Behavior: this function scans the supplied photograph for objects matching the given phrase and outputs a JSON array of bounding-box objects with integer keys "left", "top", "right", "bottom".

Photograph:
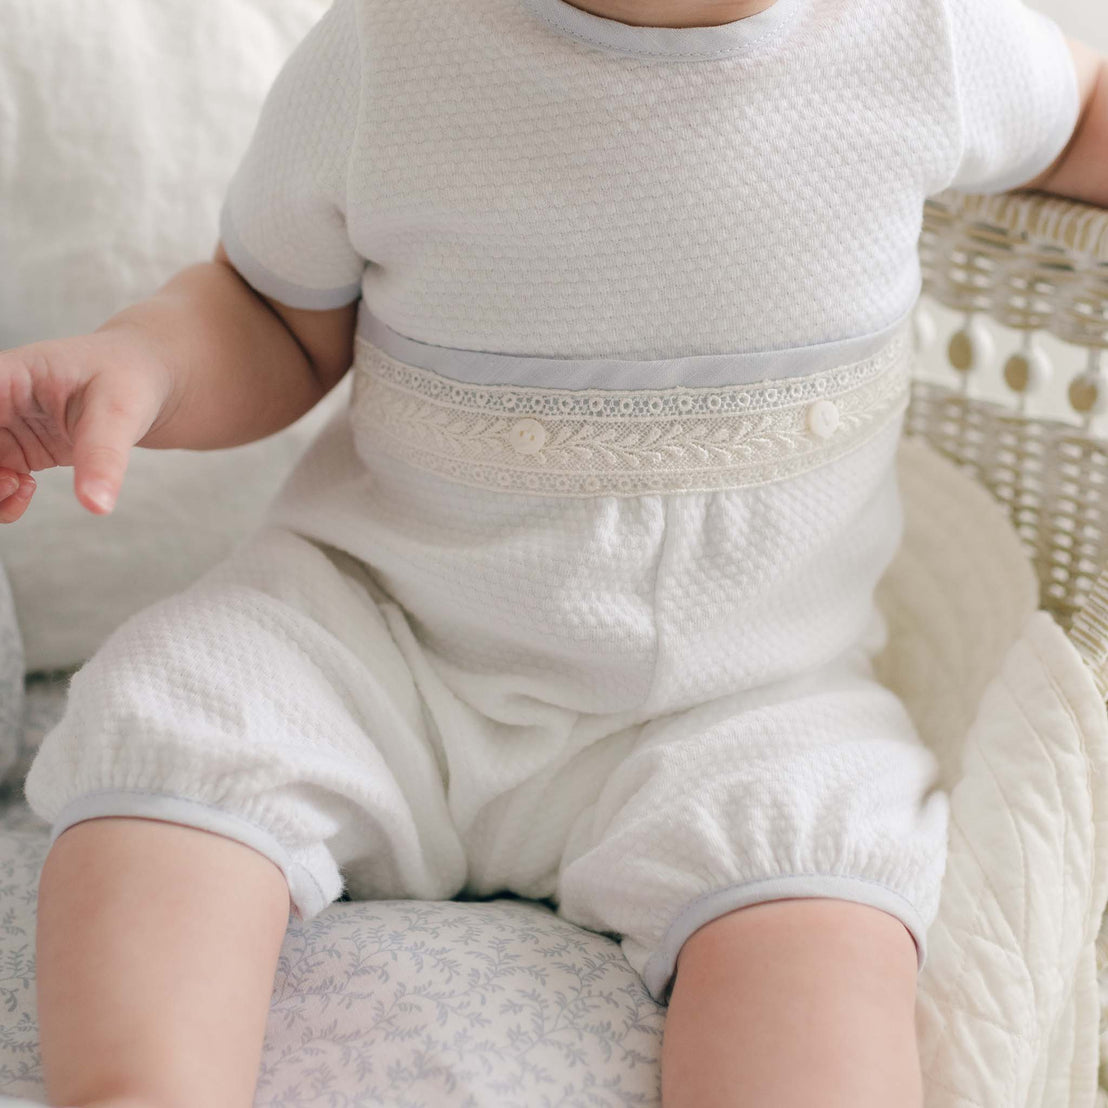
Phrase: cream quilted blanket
[{"left": 877, "top": 438, "right": 1108, "bottom": 1107}]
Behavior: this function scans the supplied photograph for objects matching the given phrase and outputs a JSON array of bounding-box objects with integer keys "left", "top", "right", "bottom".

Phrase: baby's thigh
[
  {"left": 555, "top": 655, "right": 949, "bottom": 1003},
  {"left": 24, "top": 526, "right": 466, "bottom": 919},
  {"left": 662, "top": 897, "right": 922, "bottom": 1107}
]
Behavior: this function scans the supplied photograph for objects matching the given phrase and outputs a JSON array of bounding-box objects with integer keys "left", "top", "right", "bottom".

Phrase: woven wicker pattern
[
  {"left": 914, "top": 187, "right": 1108, "bottom": 695},
  {"left": 924, "top": 188, "right": 1108, "bottom": 262},
  {"left": 921, "top": 188, "right": 1108, "bottom": 348},
  {"left": 904, "top": 384, "right": 1108, "bottom": 632},
  {"left": 916, "top": 188, "right": 1108, "bottom": 1101}
]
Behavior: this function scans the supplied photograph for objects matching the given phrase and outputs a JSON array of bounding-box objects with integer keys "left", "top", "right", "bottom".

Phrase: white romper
[{"left": 25, "top": 0, "right": 1080, "bottom": 1002}]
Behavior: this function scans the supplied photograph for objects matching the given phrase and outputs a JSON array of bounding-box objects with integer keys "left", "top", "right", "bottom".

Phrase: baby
[{"left": 2, "top": 0, "right": 1105, "bottom": 1104}]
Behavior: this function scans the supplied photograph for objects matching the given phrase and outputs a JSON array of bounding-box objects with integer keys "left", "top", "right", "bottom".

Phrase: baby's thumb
[{"left": 70, "top": 378, "right": 150, "bottom": 515}]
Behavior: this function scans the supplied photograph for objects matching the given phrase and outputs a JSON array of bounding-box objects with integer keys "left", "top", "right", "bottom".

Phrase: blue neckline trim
[{"left": 520, "top": 0, "right": 807, "bottom": 60}]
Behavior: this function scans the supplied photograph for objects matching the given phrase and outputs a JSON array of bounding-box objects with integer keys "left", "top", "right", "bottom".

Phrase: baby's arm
[
  {"left": 121, "top": 242, "right": 357, "bottom": 454},
  {"left": 0, "top": 243, "right": 356, "bottom": 521},
  {"left": 1, "top": 0, "right": 368, "bottom": 525},
  {"left": 1020, "top": 39, "right": 1107, "bottom": 206}
]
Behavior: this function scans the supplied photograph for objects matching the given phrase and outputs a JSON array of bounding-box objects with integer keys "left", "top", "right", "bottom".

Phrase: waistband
[
  {"left": 356, "top": 304, "right": 915, "bottom": 388},
  {"left": 349, "top": 320, "right": 913, "bottom": 497}
]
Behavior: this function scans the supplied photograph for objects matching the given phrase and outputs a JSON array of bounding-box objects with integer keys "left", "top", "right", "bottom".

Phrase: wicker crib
[{"left": 912, "top": 187, "right": 1108, "bottom": 1099}]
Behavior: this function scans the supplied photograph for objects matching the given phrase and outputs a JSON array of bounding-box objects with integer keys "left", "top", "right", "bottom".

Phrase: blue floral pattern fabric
[{"left": 0, "top": 679, "right": 664, "bottom": 1107}]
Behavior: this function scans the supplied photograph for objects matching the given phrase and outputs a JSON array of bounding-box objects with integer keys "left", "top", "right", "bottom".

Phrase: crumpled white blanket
[
  {"left": 0, "top": 0, "right": 337, "bottom": 674},
  {"left": 876, "top": 437, "right": 1108, "bottom": 1107}
]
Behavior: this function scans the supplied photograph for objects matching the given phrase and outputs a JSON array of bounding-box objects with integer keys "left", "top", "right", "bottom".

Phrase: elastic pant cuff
[
  {"left": 640, "top": 872, "right": 929, "bottom": 1004},
  {"left": 48, "top": 788, "right": 341, "bottom": 920}
]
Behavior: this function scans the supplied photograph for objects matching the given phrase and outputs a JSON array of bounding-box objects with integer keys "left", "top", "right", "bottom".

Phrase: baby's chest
[{"left": 347, "top": 60, "right": 919, "bottom": 272}]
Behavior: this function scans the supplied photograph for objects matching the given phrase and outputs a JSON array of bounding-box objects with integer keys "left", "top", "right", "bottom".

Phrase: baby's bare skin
[
  {"left": 0, "top": 244, "right": 355, "bottom": 523},
  {"left": 6, "top": 3, "right": 1108, "bottom": 1106}
]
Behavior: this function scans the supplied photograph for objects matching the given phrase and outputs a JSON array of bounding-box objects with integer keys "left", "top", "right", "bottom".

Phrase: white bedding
[
  {"left": 879, "top": 441, "right": 1108, "bottom": 1107},
  {"left": 0, "top": 436, "right": 1106, "bottom": 1106},
  {"left": 0, "top": 0, "right": 339, "bottom": 674}
]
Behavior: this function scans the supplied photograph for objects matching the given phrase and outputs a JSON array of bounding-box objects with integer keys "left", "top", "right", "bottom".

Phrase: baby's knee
[
  {"left": 663, "top": 898, "right": 923, "bottom": 1108},
  {"left": 673, "top": 899, "right": 917, "bottom": 997}
]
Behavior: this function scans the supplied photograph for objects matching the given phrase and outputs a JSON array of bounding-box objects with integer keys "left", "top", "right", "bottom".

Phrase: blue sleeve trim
[
  {"left": 219, "top": 204, "right": 363, "bottom": 312},
  {"left": 49, "top": 788, "right": 340, "bottom": 921},
  {"left": 640, "top": 872, "right": 929, "bottom": 1004}
]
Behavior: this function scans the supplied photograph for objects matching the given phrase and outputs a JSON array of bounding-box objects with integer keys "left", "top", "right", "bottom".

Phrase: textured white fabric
[
  {"left": 220, "top": 0, "right": 1079, "bottom": 363},
  {"left": 12, "top": 439, "right": 1108, "bottom": 1106},
  {"left": 945, "top": 0, "right": 1084, "bottom": 193},
  {"left": 219, "top": 0, "right": 363, "bottom": 310},
  {"left": 24, "top": 328, "right": 950, "bottom": 1002}
]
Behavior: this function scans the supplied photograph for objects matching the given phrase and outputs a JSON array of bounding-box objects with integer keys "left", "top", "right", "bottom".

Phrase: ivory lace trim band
[{"left": 350, "top": 320, "right": 913, "bottom": 497}]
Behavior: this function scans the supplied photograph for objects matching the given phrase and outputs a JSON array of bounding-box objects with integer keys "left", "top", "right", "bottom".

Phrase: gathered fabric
[{"left": 25, "top": 320, "right": 946, "bottom": 1003}]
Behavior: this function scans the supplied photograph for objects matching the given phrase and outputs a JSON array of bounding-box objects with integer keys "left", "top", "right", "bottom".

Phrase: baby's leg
[
  {"left": 555, "top": 652, "right": 947, "bottom": 1105},
  {"left": 37, "top": 817, "right": 290, "bottom": 1108},
  {"left": 25, "top": 527, "right": 466, "bottom": 1107},
  {"left": 661, "top": 898, "right": 922, "bottom": 1107}
]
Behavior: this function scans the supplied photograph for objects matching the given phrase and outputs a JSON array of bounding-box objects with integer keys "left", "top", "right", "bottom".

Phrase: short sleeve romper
[{"left": 25, "top": 0, "right": 1081, "bottom": 1002}]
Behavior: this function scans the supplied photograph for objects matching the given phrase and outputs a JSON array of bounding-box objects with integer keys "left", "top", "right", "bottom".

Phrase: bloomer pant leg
[
  {"left": 24, "top": 526, "right": 468, "bottom": 919},
  {"left": 554, "top": 646, "right": 949, "bottom": 1004}
]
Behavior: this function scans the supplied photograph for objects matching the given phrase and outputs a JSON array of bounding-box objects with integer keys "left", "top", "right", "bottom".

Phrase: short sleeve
[
  {"left": 219, "top": 0, "right": 365, "bottom": 310},
  {"left": 943, "top": 0, "right": 1082, "bottom": 195}
]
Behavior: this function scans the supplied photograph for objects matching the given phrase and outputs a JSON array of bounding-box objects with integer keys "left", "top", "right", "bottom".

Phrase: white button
[
  {"left": 508, "top": 418, "right": 547, "bottom": 454},
  {"left": 806, "top": 399, "right": 840, "bottom": 439}
]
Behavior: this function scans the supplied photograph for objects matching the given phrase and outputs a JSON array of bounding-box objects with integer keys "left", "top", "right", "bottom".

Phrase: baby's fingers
[
  {"left": 70, "top": 377, "right": 154, "bottom": 516},
  {"left": 0, "top": 471, "right": 36, "bottom": 524}
]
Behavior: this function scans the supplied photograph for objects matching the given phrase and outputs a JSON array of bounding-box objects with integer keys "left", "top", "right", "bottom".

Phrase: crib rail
[{"left": 914, "top": 187, "right": 1108, "bottom": 696}]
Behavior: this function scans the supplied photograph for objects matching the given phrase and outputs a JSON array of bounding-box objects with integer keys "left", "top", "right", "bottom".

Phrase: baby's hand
[{"left": 0, "top": 330, "right": 174, "bottom": 523}]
